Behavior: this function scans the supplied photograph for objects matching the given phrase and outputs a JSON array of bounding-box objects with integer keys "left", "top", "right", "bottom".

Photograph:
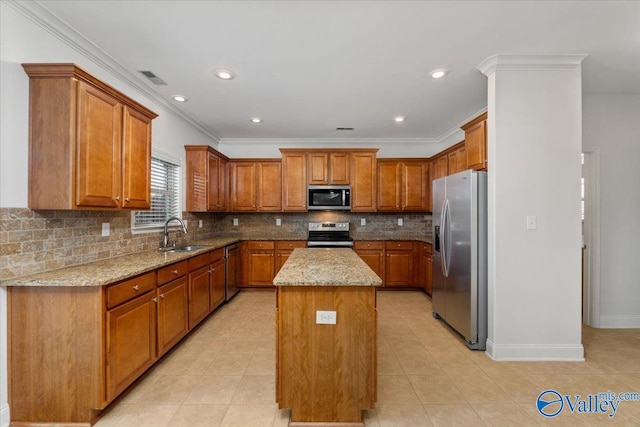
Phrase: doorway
[{"left": 582, "top": 150, "right": 600, "bottom": 327}]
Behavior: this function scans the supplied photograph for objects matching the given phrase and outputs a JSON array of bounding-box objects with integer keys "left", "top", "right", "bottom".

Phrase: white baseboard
[
  {"left": 0, "top": 402, "right": 9, "bottom": 427},
  {"left": 486, "top": 339, "right": 585, "bottom": 361},
  {"left": 599, "top": 315, "right": 640, "bottom": 328}
]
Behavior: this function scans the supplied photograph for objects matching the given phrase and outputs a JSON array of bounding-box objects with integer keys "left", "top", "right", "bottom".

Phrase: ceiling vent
[
  {"left": 138, "top": 70, "right": 167, "bottom": 85},
  {"left": 336, "top": 127, "right": 355, "bottom": 131}
]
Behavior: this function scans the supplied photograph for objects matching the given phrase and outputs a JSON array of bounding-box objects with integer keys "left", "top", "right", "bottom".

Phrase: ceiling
[{"left": 35, "top": 0, "right": 640, "bottom": 143}]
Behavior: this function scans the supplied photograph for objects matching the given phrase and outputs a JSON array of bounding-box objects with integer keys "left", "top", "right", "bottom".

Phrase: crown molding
[
  {"left": 7, "top": 0, "right": 221, "bottom": 143},
  {"left": 218, "top": 137, "right": 439, "bottom": 146},
  {"left": 478, "top": 54, "right": 588, "bottom": 76}
]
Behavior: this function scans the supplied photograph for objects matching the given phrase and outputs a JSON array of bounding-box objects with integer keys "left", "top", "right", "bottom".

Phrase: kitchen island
[{"left": 273, "top": 248, "right": 382, "bottom": 426}]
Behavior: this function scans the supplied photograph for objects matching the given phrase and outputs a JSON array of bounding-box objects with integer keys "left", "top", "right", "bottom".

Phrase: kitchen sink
[{"left": 161, "top": 245, "right": 209, "bottom": 253}]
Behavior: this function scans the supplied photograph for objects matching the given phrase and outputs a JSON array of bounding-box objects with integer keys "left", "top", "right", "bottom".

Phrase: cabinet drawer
[
  {"left": 157, "top": 261, "right": 188, "bottom": 285},
  {"left": 421, "top": 243, "right": 433, "bottom": 254},
  {"left": 385, "top": 241, "right": 414, "bottom": 250},
  {"left": 276, "top": 241, "right": 306, "bottom": 250},
  {"left": 247, "top": 241, "right": 275, "bottom": 250},
  {"left": 106, "top": 272, "right": 156, "bottom": 309},
  {"left": 189, "top": 252, "right": 210, "bottom": 271},
  {"left": 209, "top": 247, "right": 225, "bottom": 262},
  {"left": 354, "top": 241, "right": 384, "bottom": 250}
]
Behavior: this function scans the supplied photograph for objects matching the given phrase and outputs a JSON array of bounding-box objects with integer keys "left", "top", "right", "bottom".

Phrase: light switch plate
[
  {"left": 101, "top": 223, "right": 110, "bottom": 237},
  {"left": 361, "top": 218, "right": 366, "bottom": 226},
  {"left": 198, "top": 219, "right": 203, "bottom": 228},
  {"left": 398, "top": 218, "right": 403, "bottom": 226},
  {"left": 316, "top": 310, "right": 337, "bottom": 325},
  {"left": 276, "top": 218, "right": 282, "bottom": 226},
  {"left": 233, "top": 218, "right": 239, "bottom": 226}
]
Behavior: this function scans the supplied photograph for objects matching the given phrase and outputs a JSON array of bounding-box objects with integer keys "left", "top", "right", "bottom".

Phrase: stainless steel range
[{"left": 307, "top": 221, "right": 354, "bottom": 248}]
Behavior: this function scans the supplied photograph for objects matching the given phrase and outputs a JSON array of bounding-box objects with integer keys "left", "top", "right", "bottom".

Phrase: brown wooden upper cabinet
[
  {"left": 307, "top": 151, "right": 350, "bottom": 185},
  {"left": 230, "top": 160, "right": 282, "bottom": 211},
  {"left": 280, "top": 150, "right": 308, "bottom": 211},
  {"left": 23, "top": 63, "right": 157, "bottom": 210},
  {"left": 185, "top": 146, "right": 229, "bottom": 212},
  {"left": 377, "top": 159, "right": 429, "bottom": 212},
  {"left": 447, "top": 143, "right": 467, "bottom": 175},
  {"left": 462, "top": 112, "right": 488, "bottom": 171},
  {"left": 350, "top": 150, "right": 378, "bottom": 212}
]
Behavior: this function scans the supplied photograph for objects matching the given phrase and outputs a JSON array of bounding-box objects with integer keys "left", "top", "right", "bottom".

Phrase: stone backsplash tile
[{"left": 0, "top": 207, "right": 431, "bottom": 281}]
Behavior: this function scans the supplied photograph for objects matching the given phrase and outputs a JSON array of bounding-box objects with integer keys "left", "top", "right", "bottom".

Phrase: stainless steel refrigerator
[{"left": 432, "top": 169, "right": 488, "bottom": 350}]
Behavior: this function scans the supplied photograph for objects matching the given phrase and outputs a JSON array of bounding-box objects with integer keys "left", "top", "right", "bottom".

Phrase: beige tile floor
[{"left": 96, "top": 290, "right": 640, "bottom": 427}]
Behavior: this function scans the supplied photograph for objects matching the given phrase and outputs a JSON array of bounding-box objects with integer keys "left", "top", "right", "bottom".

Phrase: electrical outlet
[
  {"left": 398, "top": 218, "right": 403, "bottom": 226},
  {"left": 233, "top": 218, "right": 239, "bottom": 226},
  {"left": 198, "top": 219, "right": 203, "bottom": 228},
  {"left": 526, "top": 215, "right": 537, "bottom": 230},
  {"left": 316, "top": 310, "right": 337, "bottom": 325},
  {"left": 101, "top": 223, "right": 110, "bottom": 237},
  {"left": 276, "top": 218, "right": 282, "bottom": 226},
  {"left": 361, "top": 218, "right": 366, "bottom": 226}
]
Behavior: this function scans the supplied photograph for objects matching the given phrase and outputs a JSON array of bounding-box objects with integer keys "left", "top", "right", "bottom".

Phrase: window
[{"left": 132, "top": 156, "right": 180, "bottom": 231}]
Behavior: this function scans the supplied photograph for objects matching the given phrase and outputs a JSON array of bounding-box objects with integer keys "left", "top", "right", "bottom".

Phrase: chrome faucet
[{"left": 161, "top": 217, "right": 188, "bottom": 250}]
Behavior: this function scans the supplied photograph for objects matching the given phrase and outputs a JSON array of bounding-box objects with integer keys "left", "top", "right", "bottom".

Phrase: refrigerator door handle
[{"left": 441, "top": 199, "right": 450, "bottom": 277}]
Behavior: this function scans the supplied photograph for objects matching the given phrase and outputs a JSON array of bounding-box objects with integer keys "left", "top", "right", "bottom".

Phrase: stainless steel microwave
[{"left": 307, "top": 185, "right": 351, "bottom": 211}]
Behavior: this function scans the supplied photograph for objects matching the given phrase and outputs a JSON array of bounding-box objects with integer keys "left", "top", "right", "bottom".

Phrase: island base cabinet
[
  {"left": 8, "top": 286, "right": 105, "bottom": 425},
  {"left": 277, "top": 286, "right": 376, "bottom": 425}
]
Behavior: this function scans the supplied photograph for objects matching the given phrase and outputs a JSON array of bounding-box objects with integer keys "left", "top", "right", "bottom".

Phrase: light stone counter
[
  {"left": 273, "top": 248, "right": 382, "bottom": 287},
  {"left": 0, "top": 237, "right": 241, "bottom": 287}
]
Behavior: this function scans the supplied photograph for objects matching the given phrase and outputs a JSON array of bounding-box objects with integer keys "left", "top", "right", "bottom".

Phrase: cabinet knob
[
  {"left": 115, "top": 196, "right": 121, "bottom": 202},
  {"left": 212, "top": 268, "right": 216, "bottom": 272},
  {"left": 160, "top": 293, "right": 165, "bottom": 299},
  {"left": 172, "top": 269, "right": 178, "bottom": 275},
  {"left": 152, "top": 297, "right": 158, "bottom": 303},
  {"left": 133, "top": 284, "right": 140, "bottom": 291},
  {"left": 125, "top": 197, "right": 130, "bottom": 202}
]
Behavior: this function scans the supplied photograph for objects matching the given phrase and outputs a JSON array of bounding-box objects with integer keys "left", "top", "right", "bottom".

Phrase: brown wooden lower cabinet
[
  {"left": 417, "top": 242, "right": 433, "bottom": 296},
  {"left": 7, "top": 245, "right": 239, "bottom": 426},
  {"left": 384, "top": 241, "right": 417, "bottom": 287},
  {"left": 354, "top": 241, "right": 385, "bottom": 283},
  {"left": 242, "top": 240, "right": 276, "bottom": 286},
  {"left": 276, "top": 240, "right": 307, "bottom": 272}
]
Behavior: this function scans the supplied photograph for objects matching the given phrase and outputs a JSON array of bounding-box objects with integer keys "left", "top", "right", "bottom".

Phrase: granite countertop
[
  {"left": 354, "top": 236, "right": 432, "bottom": 244},
  {"left": 273, "top": 248, "right": 382, "bottom": 287},
  {"left": 1, "top": 237, "right": 241, "bottom": 288}
]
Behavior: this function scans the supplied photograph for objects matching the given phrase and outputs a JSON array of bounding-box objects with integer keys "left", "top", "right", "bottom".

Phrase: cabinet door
[
  {"left": 157, "top": 277, "right": 189, "bottom": 356},
  {"left": 308, "top": 152, "right": 329, "bottom": 184},
  {"left": 188, "top": 265, "right": 211, "bottom": 328},
  {"left": 329, "top": 153, "right": 350, "bottom": 184},
  {"left": 76, "top": 81, "right": 123, "bottom": 208},
  {"left": 257, "top": 162, "right": 282, "bottom": 211},
  {"left": 385, "top": 242, "right": 415, "bottom": 287},
  {"left": 218, "top": 157, "right": 229, "bottom": 211},
  {"left": 350, "top": 152, "right": 377, "bottom": 212},
  {"left": 402, "top": 161, "right": 428, "bottom": 211},
  {"left": 121, "top": 107, "right": 152, "bottom": 209},
  {"left": 282, "top": 153, "right": 308, "bottom": 211},
  {"left": 433, "top": 155, "right": 448, "bottom": 180},
  {"left": 377, "top": 161, "right": 401, "bottom": 211},
  {"left": 354, "top": 242, "right": 385, "bottom": 283},
  {"left": 425, "top": 252, "right": 433, "bottom": 296},
  {"left": 230, "top": 162, "right": 257, "bottom": 211},
  {"left": 106, "top": 291, "right": 157, "bottom": 401},
  {"left": 209, "top": 257, "right": 226, "bottom": 311},
  {"left": 464, "top": 115, "right": 487, "bottom": 171},
  {"left": 276, "top": 241, "right": 306, "bottom": 272},
  {"left": 248, "top": 251, "right": 275, "bottom": 285},
  {"left": 207, "top": 152, "right": 221, "bottom": 211}
]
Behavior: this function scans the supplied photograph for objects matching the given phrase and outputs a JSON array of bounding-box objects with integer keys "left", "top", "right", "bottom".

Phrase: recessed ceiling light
[
  {"left": 172, "top": 95, "right": 188, "bottom": 102},
  {"left": 214, "top": 69, "right": 235, "bottom": 80},
  {"left": 430, "top": 69, "right": 448, "bottom": 79},
  {"left": 250, "top": 117, "right": 262, "bottom": 123},
  {"left": 394, "top": 116, "right": 406, "bottom": 123}
]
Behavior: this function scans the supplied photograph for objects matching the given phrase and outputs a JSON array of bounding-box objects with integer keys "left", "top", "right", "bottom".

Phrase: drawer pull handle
[
  {"left": 172, "top": 269, "right": 178, "bottom": 275},
  {"left": 133, "top": 285, "right": 140, "bottom": 291}
]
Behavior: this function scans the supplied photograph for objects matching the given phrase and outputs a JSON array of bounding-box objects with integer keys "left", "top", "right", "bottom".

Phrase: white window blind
[{"left": 132, "top": 157, "right": 180, "bottom": 230}]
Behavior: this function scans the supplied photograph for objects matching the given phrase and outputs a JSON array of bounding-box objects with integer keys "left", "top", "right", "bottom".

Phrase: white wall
[
  {"left": 0, "top": 3, "right": 219, "bottom": 424},
  {"left": 583, "top": 93, "right": 640, "bottom": 327},
  {"left": 482, "top": 56, "right": 584, "bottom": 360}
]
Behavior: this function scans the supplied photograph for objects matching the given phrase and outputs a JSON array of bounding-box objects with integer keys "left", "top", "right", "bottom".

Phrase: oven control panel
[{"left": 308, "top": 221, "right": 350, "bottom": 231}]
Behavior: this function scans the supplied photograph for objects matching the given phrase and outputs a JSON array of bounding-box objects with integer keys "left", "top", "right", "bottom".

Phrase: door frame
[{"left": 582, "top": 149, "right": 601, "bottom": 327}]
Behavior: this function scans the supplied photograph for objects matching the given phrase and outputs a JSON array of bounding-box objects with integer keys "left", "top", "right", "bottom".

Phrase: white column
[{"left": 479, "top": 54, "right": 586, "bottom": 361}]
